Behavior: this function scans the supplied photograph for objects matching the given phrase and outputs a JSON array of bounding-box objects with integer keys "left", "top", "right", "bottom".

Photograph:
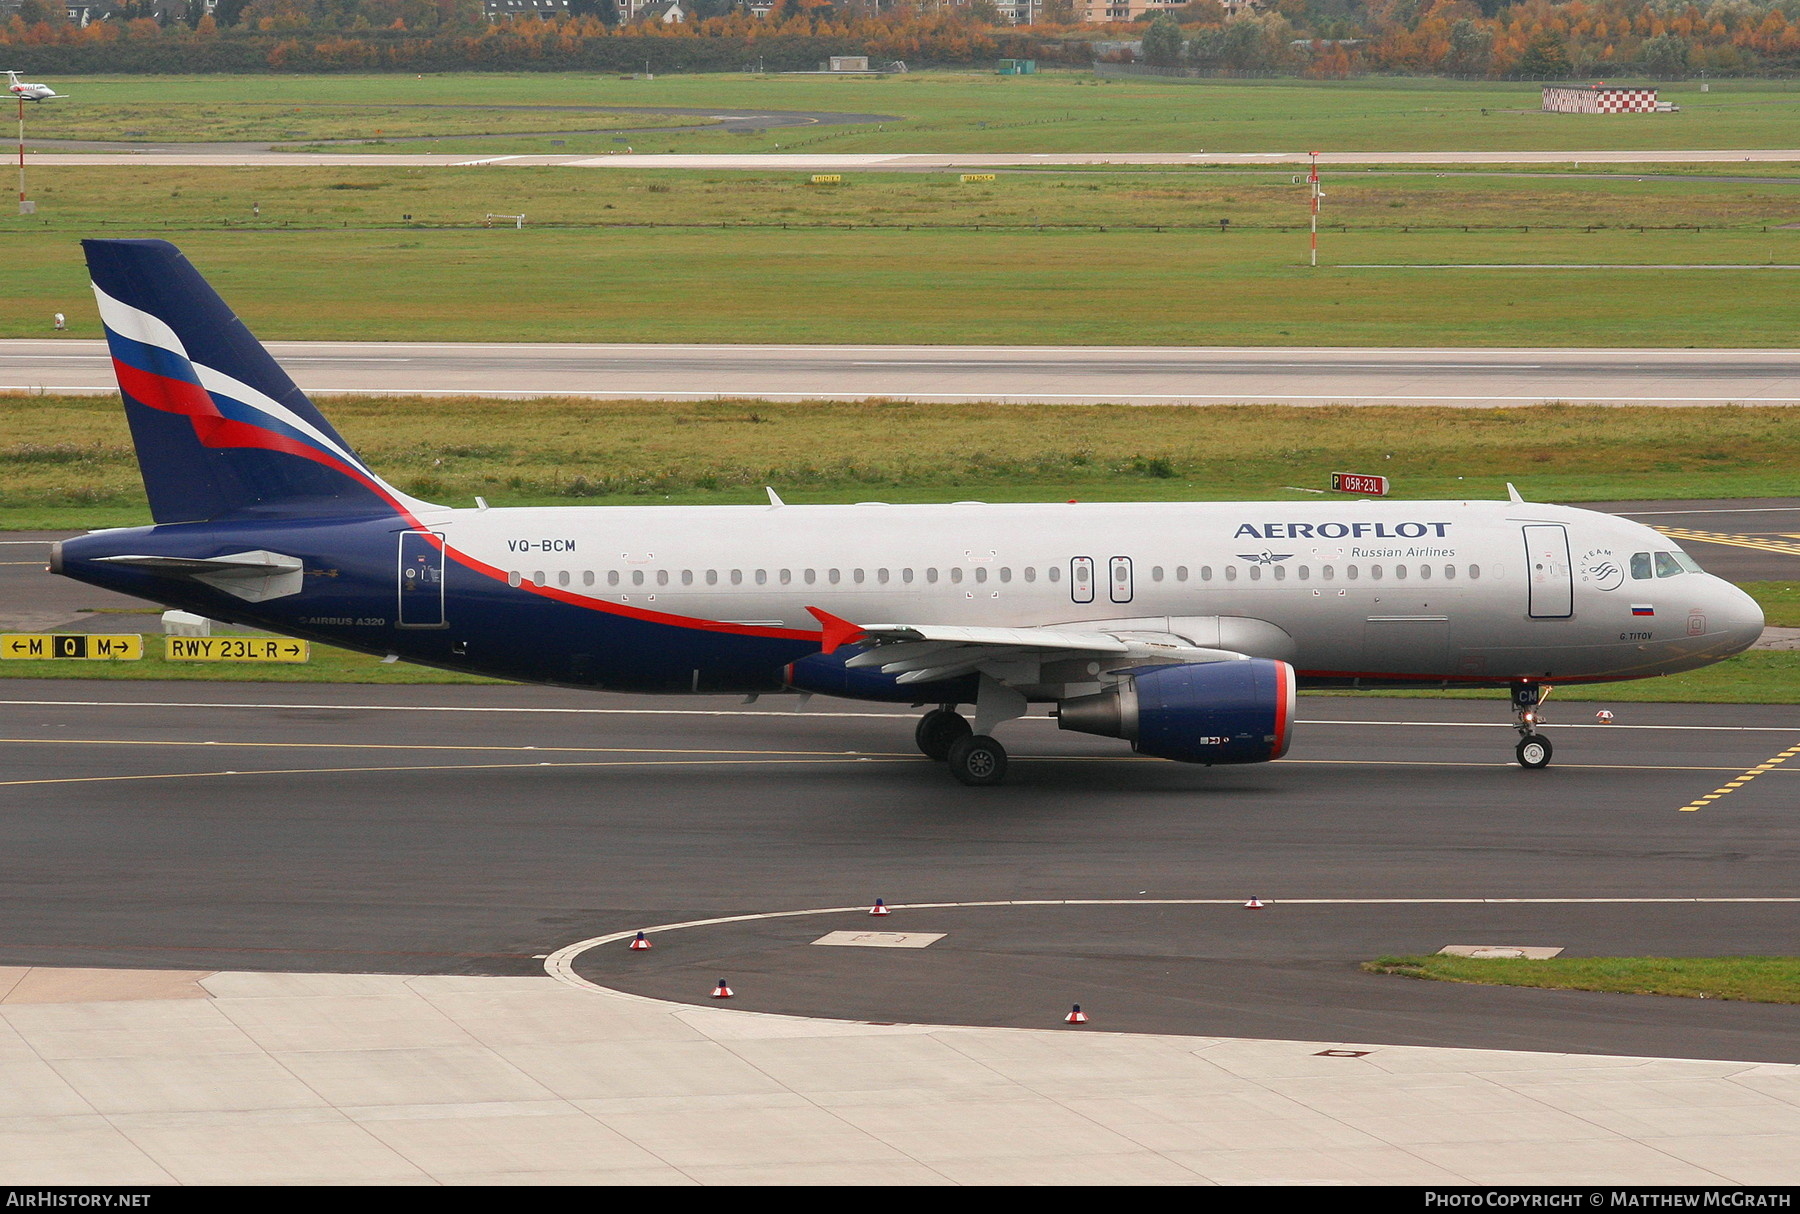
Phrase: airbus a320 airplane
[{"left": 51, "top": 240, "right": 1765, "bottom": 785}]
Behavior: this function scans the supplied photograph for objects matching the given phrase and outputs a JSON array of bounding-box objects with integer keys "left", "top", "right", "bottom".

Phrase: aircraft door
[
  {"left": 1071, "top": 556, "right": 1095, "bottom": 604},
  {"left": 398, "top": 531, "right": 447, "bottom": 628},
  {"left": 1109, "top": 556, "right": 1133, "bottom": 604},
  {"left": 1523, "top": 524, "right": 1573, "bottom": 619}
]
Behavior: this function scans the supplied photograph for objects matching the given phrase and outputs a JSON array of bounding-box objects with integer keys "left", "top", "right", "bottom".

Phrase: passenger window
[
  {"left": 1249, "top": 566, "right": 1262, "bottom": 581},
  {"left": 1394, "top": 565, "right": 1406, "bottom": 581},
  {"left": 631, "top": 570, "right": 644, "bottom": 586},
  {"left": 582, "top": 571, "right": 595, "bottom": 587},
  {"left": 507, "top": 571, "right": 521, "bottom": 587},
  {"left": 608, "top": 570, "right": 620, "bottom": 587},
  {"left": 1323, "top": 565, "right": 1335, "bottom": 581},
  {"left": 1049, "top": 567, "right": 1061, "bottom": 583},
  {"left": 1469, "top": 564, "right": 1481, "bottom": 580},
  {"left": 829, "top": 569, "right": 841, "bottom": 585},
  {"left": 951, "top": 568, "right": 964, "bottom": 584},
  {"left": 1201, "top": 566, "right": 1213, "bottom": 582},
  {"left": 1655, "top": 552, "right": 1684, "bottom": 578},
  {"left": 656, "top": 570, "right": 669, "bottom": 586},
  {"left": 558, "top": 571, "right": 570, "bottom": 587},
  {"left": 1023, "top": 567, "right": 1035, "bottom": 582},
  {"left": 681, "top": 570, "right": 693, "bottom": 586},
  {"left": 974, "top": 568, "right": 987, "bottom": 584},
  {"left": 803, "top": 569, "right": 816, "bottom": 585},
  {"left": 534, "top": 570, "right": 545, "bottom": 585},
  {"left": 1298, "top": 566, "right": 1309, "bottom": 581},
  {"left": 999, "top": 567, "right": 1011, "bottom": 583},
  {"left": 1418, "top": 565, "right": 1429, "bottom": 580},
  {"left": 1371, "top": 565, "right": 1383, "bottom": 580},
  {"left": 706, "top": 570, "right": 718, "bottom": 586},
  {"left": 755, "top": 570, "right": 767, "bottom": 585},
  {"left": 1444, "top": 565, "right": 1454, "bottom": 580},
  {"left": 1273, "top": 565, "right": 1286, "bottom": 581},
  {"left": 903, "top": 569, "right": 914, "bottom": 584},
  {"left": 1631, "top": 552, "right": 1653, "bottom": 580},
  {"left": 731, "top": 570, "right": 743, "bottom": 585},
  {"left": 1347, "top": 565, "right": 1359, "bottom": 581},
  {"left": 1176, "top": 565, "right": 1188, "bottom": 581},
  {"left": 927, "top": 568, "right": 939, "bottom": 584},
  {"left": 1152, "top": 566, "right": 1164, "bottom": 582},
  {"left": 1225, "top": 566, "right": 1238, "bottom": 582},
  {"left": 780, "top": 569, "right": 792, "bottom": 585}
]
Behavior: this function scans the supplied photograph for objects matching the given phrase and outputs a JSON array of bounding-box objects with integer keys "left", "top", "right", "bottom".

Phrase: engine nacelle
[{"left": 1056, "top": 659, "right": 1295, "bottom": 765}]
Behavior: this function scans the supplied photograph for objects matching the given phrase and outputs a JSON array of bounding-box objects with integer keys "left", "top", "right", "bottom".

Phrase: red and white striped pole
[
  {"left": 1308, "top": 150, "right": 1321, "bottom": 268},
  {"left": 17, "top": 95, "right": 26, "bottom": 210}
]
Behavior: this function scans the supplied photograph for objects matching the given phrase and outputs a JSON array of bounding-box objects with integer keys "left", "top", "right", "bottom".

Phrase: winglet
[
  {"left": 766, "top": 486, "right": 784, "bottom": 508},
  {"left": 1506, "top": 482, "right": 1524, "bottom": 504},
  {"left": 806, "top": 606, "right": 867, "bottom": 655}
]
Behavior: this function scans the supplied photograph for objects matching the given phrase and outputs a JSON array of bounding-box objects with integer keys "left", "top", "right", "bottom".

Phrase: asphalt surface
[
  {"left": 8, "top": 341, "right": 1800, "bottom": 406},
  {"left": 0, "top": 680, "right": 1795, "bottom": 1063},
  {"left": 0, "top": 498, "right": 1794, "bottom": 1064}
]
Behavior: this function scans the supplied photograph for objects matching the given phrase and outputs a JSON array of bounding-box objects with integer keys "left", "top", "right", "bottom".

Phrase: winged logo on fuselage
[{"left": 1238, "top": 551, "right": 1294, "bottom": 565}]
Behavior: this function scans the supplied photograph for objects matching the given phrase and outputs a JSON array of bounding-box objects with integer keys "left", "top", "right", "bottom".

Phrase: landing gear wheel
[
  {"left": 915, "top": 709, "right": 971, "bottom": 761},
  {"left": 947, "top": 734, "right": 1008, "bottom": 786},
  {"left": 1515, "top": 733, "right": 1553, "bottom": 770}
]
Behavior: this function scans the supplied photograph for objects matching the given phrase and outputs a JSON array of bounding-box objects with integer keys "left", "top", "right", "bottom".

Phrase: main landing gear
[
  {"left": 1511, "top": 682, "right": 1553, "bottom": 770},
  {"left": 915, "top": 706, "right": 1007, "bottom": 786}
]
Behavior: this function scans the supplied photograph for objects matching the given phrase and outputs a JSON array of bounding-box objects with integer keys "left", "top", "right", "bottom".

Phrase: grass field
[
  {"left": 1365, "top": 955, "right": 1800, "bottom": 1004},
  {"left": 5, "top": 224, "right": 1798, "bottom": 347},
  {"left": 6, "top": 394, "right": 1797, "bottom": 528},
  {"left": 19, "top": 73, "right": 1800, "bottom": 154}
]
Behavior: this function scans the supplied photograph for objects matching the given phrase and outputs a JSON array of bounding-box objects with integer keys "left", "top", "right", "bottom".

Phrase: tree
[
  {"left": 1444, "top": 18, "right": 1492, "bottom": 77},
  {"left": 1513, "top": 33, "right": 1571, "bottom": 80},
  {"left": 1639, "top": 32, "right": 1690, "bottom": 79},
  {"left": 968, "top": 0, "right": 1002, "bottom": 23},
  {"left": 1038, "top": 0, "right": 1076, "bottom": 24},
  {"left": 1142, "top": 14, "right": 1184, "bottom": 67}
]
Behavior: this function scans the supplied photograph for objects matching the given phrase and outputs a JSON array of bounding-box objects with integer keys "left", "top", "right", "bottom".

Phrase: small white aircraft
[{"left": 5, "top": 71, "right": 66, "bottom": 102}]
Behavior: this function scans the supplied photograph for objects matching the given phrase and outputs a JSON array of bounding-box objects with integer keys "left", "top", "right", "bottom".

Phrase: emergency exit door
[
  {"left": 398, "top": 531, "right": 447, "bottom": 628},
  {"left": 1523, "top": 524, "right": 1573, "bottom": 619}
]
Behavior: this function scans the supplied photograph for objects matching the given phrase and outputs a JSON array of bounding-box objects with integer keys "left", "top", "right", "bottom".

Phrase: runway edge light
[
  {"left": 1065, "top": 1005, "right": 1088, "bottom": 1025},
  {"left": 869, "top": 899, "right": 891, "bottom": 916},
  {"left": 1244, "top": 897, "right": 1265, "bottom": 909},
  {"left": 712, "top": 979, "right": 734, "bottom": 999},
  {"left": 629, "top": 931, "right": 652, "bottom": 951}
]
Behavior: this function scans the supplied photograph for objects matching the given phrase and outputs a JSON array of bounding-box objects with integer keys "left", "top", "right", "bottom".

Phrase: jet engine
[{"left": 1055, "top": 659, "right": 1295, "bottom": 765}]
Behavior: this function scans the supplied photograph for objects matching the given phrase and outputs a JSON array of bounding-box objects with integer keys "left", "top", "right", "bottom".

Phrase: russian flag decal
[{"left": 1632, "top": 604, "right": 1655, "bottom": 617}]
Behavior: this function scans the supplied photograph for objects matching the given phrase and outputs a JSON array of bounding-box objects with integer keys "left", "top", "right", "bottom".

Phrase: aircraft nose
[{"left": 1712, "top": 580, "right": 1766, "bottom": 656}]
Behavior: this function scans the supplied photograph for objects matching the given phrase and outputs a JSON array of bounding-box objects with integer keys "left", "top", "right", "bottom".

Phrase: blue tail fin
[{"left": 84, "top": 238, "right": 428, "bottom": 524}]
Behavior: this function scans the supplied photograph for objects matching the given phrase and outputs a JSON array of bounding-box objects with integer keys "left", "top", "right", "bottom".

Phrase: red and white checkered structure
[{"left": 1542, "top": 86, "right": 1659, "bottom": 114}]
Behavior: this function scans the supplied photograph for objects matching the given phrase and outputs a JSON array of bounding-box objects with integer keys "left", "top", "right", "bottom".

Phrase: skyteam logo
[
  {"left": 1579, "top": 547, "right": 1625, "bottom": 592},
  {"left": 1235, "top": 521, "right": 1452, "bottom": 540},
  {"left": 1238, "top": 550, "right": 1294, "bottom": 565}
]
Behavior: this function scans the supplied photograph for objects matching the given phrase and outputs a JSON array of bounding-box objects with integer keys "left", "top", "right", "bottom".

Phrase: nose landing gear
[{"left": 1512, "top": 682, "right": 1554, "bottom": 769}]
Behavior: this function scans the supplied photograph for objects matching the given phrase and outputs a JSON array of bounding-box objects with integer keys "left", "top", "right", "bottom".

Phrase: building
[
  {"left": 1082, "top": 0, "right": 1258, "bottom": 23},
  {"left": 482, "top": 0, "right": 571, "bottom": 18},
  {"left": 1541, "top": 84, "right": 1659, "bottom": 114}
]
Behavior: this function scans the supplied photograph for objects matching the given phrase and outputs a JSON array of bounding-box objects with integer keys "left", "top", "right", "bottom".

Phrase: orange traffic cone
[
  {"left": 711, "top": 979, "right": 733, "bottom": 999},
  {"left": 1064, "top": 1004, "right": 1088, "bottom": 1024},
  {"left": 1244, "top": 897, "right": 1265, "bottom": 909},
  {"left": 870, "top": 899, "right": 891, "bottom": 916},
  {"left": 628, "top": 931, "right": 652, "bottom": 951}
]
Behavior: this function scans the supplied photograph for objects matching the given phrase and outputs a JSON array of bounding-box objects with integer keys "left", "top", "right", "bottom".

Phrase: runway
[
  {"left": 7, "top": 340, "right": 1800, "bottom": 406},
  {"left": 1, "top": 680, "right": 1796, "bottom": 1064}
]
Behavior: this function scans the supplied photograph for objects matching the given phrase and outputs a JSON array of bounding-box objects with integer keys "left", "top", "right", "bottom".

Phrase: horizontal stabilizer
[{"left": 94, "top": 550, "right": 304, "bottom": 602}]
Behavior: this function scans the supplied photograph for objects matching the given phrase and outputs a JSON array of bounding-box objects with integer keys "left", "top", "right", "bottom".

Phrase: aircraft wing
[{"left": 810, "top": 609, "right": 1249, "bottom": 686}]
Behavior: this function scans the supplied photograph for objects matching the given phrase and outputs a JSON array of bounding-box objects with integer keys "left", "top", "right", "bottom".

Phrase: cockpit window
[
  {"left": 1630, "top": 552, "right": 1653, "bottom": 580},
  {"left": 1654, "top": 551, "right": 1685, "bottom": 578},
  {"left": 1673, "top": 551, "right": 1703, "bottom": 574}
]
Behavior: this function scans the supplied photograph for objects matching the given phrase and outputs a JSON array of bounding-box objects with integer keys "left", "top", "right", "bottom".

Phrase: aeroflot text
[
  {"left": 1423, "top": 1195, "right": 1790, "bottom": 1209},
  {"left": 1233, "top": 522, "right": 1452, "bottom": 539}
]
